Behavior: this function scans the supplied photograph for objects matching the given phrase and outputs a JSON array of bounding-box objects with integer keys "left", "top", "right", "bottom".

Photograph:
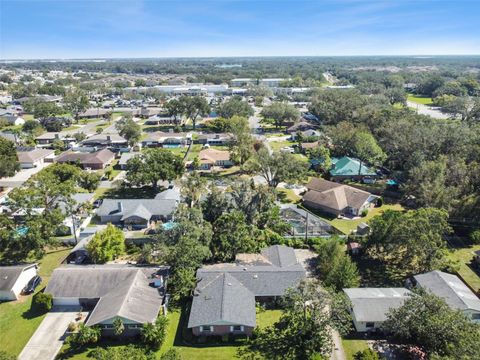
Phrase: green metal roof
[{"left": 330, "top": 156, "right": 376, "bottom": 177}]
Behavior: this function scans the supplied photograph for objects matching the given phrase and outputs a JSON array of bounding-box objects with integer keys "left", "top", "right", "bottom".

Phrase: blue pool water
[
  {"left": 163, "top": 144, "right": 181, "bottom": 149},
  {"left": 16, "top": 226, "right": 28, "bottom": 236},
  {"left": 162, "top": 221, "right": 176, "bottom": 230}
]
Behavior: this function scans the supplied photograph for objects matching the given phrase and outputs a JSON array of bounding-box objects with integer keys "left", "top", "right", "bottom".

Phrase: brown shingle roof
[
  {"left": 56, "top": 149, "right": 114, "bottom": 165},
  {"left": 304, "top": 178, "right": 373, "bottom": 211},
  {"left": 199, "top": 148, "right": 230, "bottom": 163},
  {"left": 17, "top": 148, "right": 54, "bottom": 163}
]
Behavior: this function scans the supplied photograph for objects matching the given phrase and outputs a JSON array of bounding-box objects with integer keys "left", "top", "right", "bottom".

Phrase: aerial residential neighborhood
[{"left": 1, "top": 1, "right": 480, "bottom": 360}]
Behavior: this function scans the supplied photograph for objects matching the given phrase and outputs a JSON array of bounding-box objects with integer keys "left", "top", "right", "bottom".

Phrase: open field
[
  {"left": 0, "top": 247, "right": 71, "bottom": 357},
  {"left": 407, "top": 94, "right": 433, "bottom": 105}
]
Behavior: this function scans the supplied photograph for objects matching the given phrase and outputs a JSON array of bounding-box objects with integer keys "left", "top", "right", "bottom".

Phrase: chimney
[
  {"left": 117, "top": 202, "right": 123, "bottom": 212},
  {"left": 54, "top": 133, "right": 59, "bottom": 139},
  {"left": 215, "top": 134, "right": 220, "bottom": 139},
  {"left": 106, "top": 135, "right": 111, "bottom": 141}
]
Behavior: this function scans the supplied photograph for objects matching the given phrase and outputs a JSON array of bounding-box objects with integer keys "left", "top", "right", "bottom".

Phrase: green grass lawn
[
  {"left": 269, "top": 140, "right": 295, "bottom": 152},
  {"left": 62, "top": 125, "right": 81, "bottom": 131},
  {"left": 61, "top": 308, "right": 283, "bottom": 360},
  {"left": 277, "top": 188, "right": 301, "bottom": 203},
  {"left": 329, "top": 204, "right": 404, "bottom": 235},
  {"left": 407, "top": 94, "right": 433, "bottom": 105},
  {"left": 0, "top": 247, "right": 71, "bottom": 357},
  {"left": 342, "top": 338, "right": 369, "bottom": 359},
  {"left": 446, "top": 244, "right": 480, "bottom": 293}
]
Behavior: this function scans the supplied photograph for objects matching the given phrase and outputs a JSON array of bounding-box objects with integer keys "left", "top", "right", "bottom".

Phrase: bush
[
  {"left": 67, "top": 321, "right": 78, "bottom": 332},
  {"left": 33, "top": 292, "right": 53, "bottom": 312},
  {"left": 141, "top": 316, "right": 169, "bottom": 349},
  {"left": 376, "top": 197, "right": 383, "bottom": 207},
  {"left": 361, "top": 209, "right": 368, "bottom": 217},
  {"left": 66, "top": 324, "right": 101, "bottom": 348},
  {"left": 354, "top": 348, "right": 380, "bottom": 360},
  {"left": 470, "top": 229, "right": 480, "bottom": 244},
  {"left": 160, "top": 349, "right": 182, "bottom": 360}
]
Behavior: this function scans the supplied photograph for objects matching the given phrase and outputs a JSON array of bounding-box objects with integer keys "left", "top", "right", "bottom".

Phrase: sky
[{"left": 1, "top": 0, "right": 480, "bottom": 59}]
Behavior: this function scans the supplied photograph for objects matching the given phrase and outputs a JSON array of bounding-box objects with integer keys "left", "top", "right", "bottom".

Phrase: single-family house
[
  {"left": 0, "top": 132, "right": 19, "bottom": 144},
  {"left": 287, "top": 121, "right": 317, "bottom": 134},
  {"left": 16, "top": 148, "right": 55, "bottom": 169},
  {"left": 344, "top": 288, "right": 412, "bottom": 332},
  {"left": 78, "top": 108, "right": 111, "bottom": 119},
  {"left": 118, "top": 152, "right": 138, "bottom": 170},
  {"left": 290, "top": 129, "right": 321, "bottom": 141},
  {"left": 35, "top": 132, "right": 74, "bottom": 147},
  {"left": 81, "top": 134, "right": 129, "bottom": 150},
  {"left": 55, "top": 149, "right": 115, "bottom": 170},
  {"left": 141, "top": 131, "right": 192, "bottom": 148},
  {"left": 329, "top": 156, "right": 378, "bottom": 181},
  {"left": 0, "top": 114, "right": 25, "bottom": 126},
  {"left": 194, "top": 133, "right": 232, "bottom": 146},
  {"left": 299, "top": 141, "right": 320, "bottom": 152},
  {"left": 45, "top": 265, "right": 169, "bottom": 336},
  {"left": 198, "top": 148, "right": 233, "bottom": 170},
  {"left": 0, "top": 264, "right": 38, "bottom": 301},
  {"left": 144, "top": 115, "right": 181, "bottom": 126},
  {"left": 140, "top": 107, "right": 163, "bottom": 118},
  {"left": 96, "top": 192, "right": 178, "bottom": 229},
  {"left": 188, "top": 245, "right": 306, "bottom": 337},
  {"left": 302, "top": 178, "right": 378, "bottom": 217},
  {"left": 413, "top": 270, "right": 480, "bottom": 323}
]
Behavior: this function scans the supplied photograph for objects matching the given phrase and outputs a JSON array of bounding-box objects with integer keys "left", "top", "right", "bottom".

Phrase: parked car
[{"left": 22, "top": 275, "right": 42, "bottom": 295}]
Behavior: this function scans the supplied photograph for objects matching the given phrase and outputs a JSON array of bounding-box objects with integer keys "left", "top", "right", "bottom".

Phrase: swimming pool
[{"left": 162, "top": 221, "right": 176, "bottom": 230}]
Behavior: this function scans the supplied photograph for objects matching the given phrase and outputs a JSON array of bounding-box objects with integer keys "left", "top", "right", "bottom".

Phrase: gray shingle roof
[
  {"left": 96, "top": 198, "right": 177, "bottom": 219},
  {"left": 188, "top": 245, "right": 305, "bottom": 328},
  {"left": 0, "top": 264, "right": 37, "bottom": 292},
  {"left": 414, "top": 270, "right": 480, "bottom": 312},
  {"left": 45, "top": 265, "right": 169, "bottom": 325},
  {"left": 188, "top": 273, "right": 256, "bottom": 328},
  {"left": 344, "top": 288, "right": 412, "bottom": 322}
]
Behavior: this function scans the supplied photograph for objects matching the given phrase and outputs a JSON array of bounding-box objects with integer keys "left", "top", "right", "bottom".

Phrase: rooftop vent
[{"left": 253, "top": 274, "right": 258, "bottom": 279}]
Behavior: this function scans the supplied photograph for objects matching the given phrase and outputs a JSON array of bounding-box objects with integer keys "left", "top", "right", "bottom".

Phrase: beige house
[
  {"left": 16, "top": 148, "right": 55, "bottom": 169},
  {"left": 302, "top": 178, "right": 378, "bottom": 216},
  {"left": 198, "top": 148, "right": 233, "bottom": 170}
]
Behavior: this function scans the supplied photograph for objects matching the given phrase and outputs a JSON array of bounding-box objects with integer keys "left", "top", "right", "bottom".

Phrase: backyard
[
  {"left": 0, "top": 247, "right": 71, "bottom": 357},
  {"left": 328, "top": 204, "right": 404, "bottom": 235},
  {"left": 342, "top": 338, "right": 369, "bottom": 360},
  {"left": 447, "top": 243, "right": 480, "bottom": 293}
]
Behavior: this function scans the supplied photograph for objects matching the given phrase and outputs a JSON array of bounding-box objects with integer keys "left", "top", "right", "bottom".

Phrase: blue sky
[{"left": 1, "top": 0, "right": 479, "bottom": 59}]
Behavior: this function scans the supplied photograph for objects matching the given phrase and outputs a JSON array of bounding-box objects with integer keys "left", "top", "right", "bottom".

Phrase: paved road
[
  {"left": 407, "top": 101, "right": 451, "bottom": 120},
  {"left": 19, "top": 307, "right": 85, "bottom": 360}
]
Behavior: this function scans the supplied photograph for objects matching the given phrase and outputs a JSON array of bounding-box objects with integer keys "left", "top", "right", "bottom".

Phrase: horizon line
[{"left": 2, "top": 54, "right": 480, "bottom": 62}]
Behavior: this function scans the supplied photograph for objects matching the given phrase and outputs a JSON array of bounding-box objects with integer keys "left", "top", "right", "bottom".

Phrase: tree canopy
[
  {"left": 86, "top": 224, "right": 126, "bottom": 264},
  {"left": 0, "top": 137, "right": 19, "bottom": 178},
  {"left": 217, "top": 96, "right": 254, "bottom": 119}
]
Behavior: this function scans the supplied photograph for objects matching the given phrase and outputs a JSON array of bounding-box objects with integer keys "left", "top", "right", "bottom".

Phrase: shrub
[
  {"left": 376, "top": 197, "right": 383, "bottom": 207},
  {"left": 470, "top": 229, "right": 480, "bottom": 244},
  {"left": 67, "top": 321, "right": 78, "bottom": 332},
  {"left": 66, "top": 324, "right": 101, "bottom": 348},
  {"left": 141, "top": 316, "right": 169, "bottom": 349},
  {"left": 354, "top": 348, "right": 380, "bottom": 360},
  {"left": 160, "top": 349, "right": 182, "bottom": 360},
  {"left": 361, "top": 209, "right": 368, "bottom": 217},
  {"left": 33, "top": 292, "right": 53, "bottom": 312}
]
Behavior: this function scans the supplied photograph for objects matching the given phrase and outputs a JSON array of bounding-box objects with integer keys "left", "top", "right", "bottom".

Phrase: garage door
[{"left": 53, "top": 298, "right": 80, "bottom": 306}]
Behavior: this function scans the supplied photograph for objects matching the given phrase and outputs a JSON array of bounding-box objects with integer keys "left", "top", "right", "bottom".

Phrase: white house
[
  {"left": 0, "top": 264, "right": 38, "bottom": 301},
  {"left": 414, "top": 270, "right": 480, "bottom": 323},
  {"left": 1, "top": 114, "right": 25, "bottom": 126},
  {"left": 344, "top": 287, "right": 412, "bottom": 332},
  {"left": 16, "top": 148, "right": 56, "bottom": 169}
]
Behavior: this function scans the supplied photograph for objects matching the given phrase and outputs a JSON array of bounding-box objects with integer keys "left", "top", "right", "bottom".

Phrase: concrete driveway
[{"left": 19, "top": 306, "right": 83, "bottom": 360}]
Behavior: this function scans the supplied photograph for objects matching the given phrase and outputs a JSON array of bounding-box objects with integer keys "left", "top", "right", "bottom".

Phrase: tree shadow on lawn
[
  {"left": 353, "top": 255, "right": 404, "bottom": 288},
  {"left": 102, "top": 186, "right": 159, "bottom": 199}
]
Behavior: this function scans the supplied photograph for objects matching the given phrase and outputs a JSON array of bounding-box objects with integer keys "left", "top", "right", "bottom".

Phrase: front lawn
[
  {"left": 0, "top": 247, "right": 71, "bottom": 357},
  {"left": 446, "top": 243, "right": 480, "bottom": 293},
  {"left": 329, "top": 204, "right": 404, "bottom": 235},
  {"left": 269, "top": 140, "right": 295, "bottom": 152},
  {"left": 407, "top": 94, "right": 433, "bottom": 105},
  {"left": 61, "top": 308, "right": 283, "bottom": 360}
]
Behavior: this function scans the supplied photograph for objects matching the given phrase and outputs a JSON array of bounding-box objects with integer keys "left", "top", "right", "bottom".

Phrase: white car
[{"left": 280, "top": 146, "right": 295, "bottom": 153}]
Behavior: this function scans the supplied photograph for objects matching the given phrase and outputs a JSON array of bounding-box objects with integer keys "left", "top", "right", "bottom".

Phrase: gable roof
[
  {"left": 188, "top": 273, "right": 256, "bottom": 328},
  {"left": 188, "top": 246, "right": 305, "bottom": 329},
  {"left": 344, "top": 287, "right": 412, "bottom": 322},
  {"left": 0, "top": 264, "right": 37, "bottom": 292},
  {"left": 81, "top": 134, "right": 127, "bottom": 145},
  {"left": 17, "top": 148, "right": 54, "bottom": 163},
  {"left": 56, "top": 149, "right": 115, "bottom": 165},
  {"left": 45, "top": 265, "right": 169, "bottom": 325},
  {"left": 96, "top": 198, "right": 177, "bottom": 219},
  {"left": 414, "top": 270, "right": 480, "bottom": 312},
  {"left": 304, "top": 178, "right": 374, "bottom": 211},
  {"left": 330, "top": 156, "right": 377, "bottom": 177}
]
